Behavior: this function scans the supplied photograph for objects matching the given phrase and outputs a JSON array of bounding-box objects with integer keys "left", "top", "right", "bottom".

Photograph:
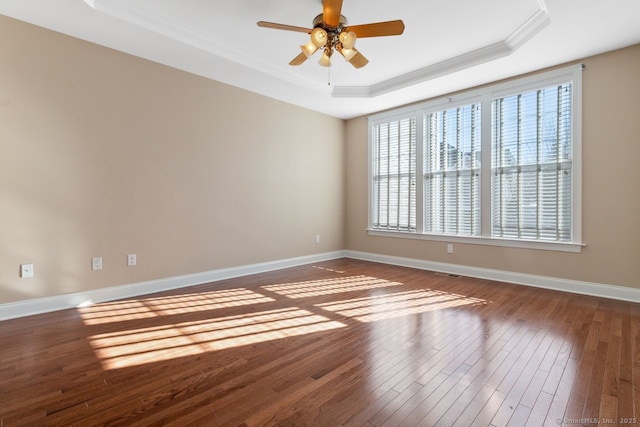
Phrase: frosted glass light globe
[
  {"left": 311, "top": 28, "right": 328, "bottom": 48},
  {"left": 339, "top": 31, "right": 356, "bottom": 49}
]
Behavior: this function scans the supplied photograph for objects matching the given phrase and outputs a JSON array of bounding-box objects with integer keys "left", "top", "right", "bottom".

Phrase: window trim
[{"left": 367, "top": 64, "right": 583, "bottom": 252}]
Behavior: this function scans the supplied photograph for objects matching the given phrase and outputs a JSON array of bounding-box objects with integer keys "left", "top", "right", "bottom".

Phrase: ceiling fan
[{"left": 257, "top": 0, "right": 405, "bottom": 69}]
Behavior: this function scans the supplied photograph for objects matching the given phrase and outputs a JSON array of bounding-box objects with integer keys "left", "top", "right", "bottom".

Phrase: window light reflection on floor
[
  {"left": 79, "top": 275, "right": 485, "bottom": 370},
  {"left": 86, "top": 307, "right": 346, "bottom": 370},
  {"left": 316, "top": 289, "right": 486, "bottom": 322},
  {"left": 79, "top": 288, "right": 275, "bottom": 325},
  {"left": 262, "top": 275, "right": 404, "bottom": 298}
]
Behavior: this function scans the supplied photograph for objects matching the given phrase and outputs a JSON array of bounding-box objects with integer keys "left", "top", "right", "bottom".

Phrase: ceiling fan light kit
[
  {"left": 311, "top": 27, "right": 329, "bottom": 48},
  {"left": 340, "top": 47, "right": 357, "bottom": 61},
  {"left": 257, "top": 0, "right": 404, "bottom": 69},
  {"left": 339, "top": 31, "right": 356, "bottom": 50},
  {"left": 319, "top": 48, "right": 333, "bottom": 67},
  {"left": 301, "top": 41, "right": 319, "bottom": 58}
]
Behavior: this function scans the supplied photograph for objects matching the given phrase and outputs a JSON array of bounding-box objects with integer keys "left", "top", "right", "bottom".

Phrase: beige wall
[
  {"left": 0, "top": 16, "right": 345, "bottom": 305},
  {"left": 346, "top": 44, "right": 640, "bottom": 289},
  {"left": 1, "top": 15, "right": 637, "bottom": 308}
]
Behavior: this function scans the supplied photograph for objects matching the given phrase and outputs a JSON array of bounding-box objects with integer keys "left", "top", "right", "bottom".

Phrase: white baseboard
[
  {"left": 0, "top": 251, "right": 346, "bottom": 321},
  {"left": 345, "top": 250, "right": 640, "bottom": 303},
  {"left": 3, "top": 249, "right": 637, "bottom": 322}
]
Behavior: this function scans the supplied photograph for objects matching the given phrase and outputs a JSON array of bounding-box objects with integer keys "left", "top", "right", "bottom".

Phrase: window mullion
[
  {"left": 536, "top": 89, "right": 542, "bottom": 240},
  {"left": 556, "top": 86, "right": 562, "bottom": 241},
  {"left": 376, "top": 127, "right": 381, "bottom": 229},
  {"left": 516, "top": 94, "right": 522, "bottom": 239},
  {"left": 415, "top": 114, "right": 424, "bottom": 233},
  {"left": 386, "top": 122, "right": 390, "bottom": 228},
  {"left": 441, "top": 112, "right": 447, "bottom": 233},
  {"left": 481, "top": 94, "right": 492, "bottom": 237},
  {"left": 374, "top": 126, "right": 379, "bottom": 228},
  {"left": 456, "top": 108, "right": 461, "bottom": 234},
  {"left": 396, "top": 122, "right": 401, "bottom": 229}
]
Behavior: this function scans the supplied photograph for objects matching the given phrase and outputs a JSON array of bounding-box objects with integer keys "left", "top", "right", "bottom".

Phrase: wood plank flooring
[{"left": 1, "top": 258, "right": 639, "bottom": 426}]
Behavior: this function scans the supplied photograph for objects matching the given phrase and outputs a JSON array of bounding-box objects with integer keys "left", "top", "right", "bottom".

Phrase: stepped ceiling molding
[{"left": 1, "top": 0, "right": 639, "bottom": 118}]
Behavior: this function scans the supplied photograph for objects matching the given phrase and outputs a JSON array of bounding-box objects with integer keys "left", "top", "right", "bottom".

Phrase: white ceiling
[{"left": 1, "top": 0, "right": 639, "bottom": 119}]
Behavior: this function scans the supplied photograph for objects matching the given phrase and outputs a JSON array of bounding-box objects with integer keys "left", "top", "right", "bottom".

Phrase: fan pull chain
[{"left": 327, "top": 64, "right": 331, "bottom": 86}]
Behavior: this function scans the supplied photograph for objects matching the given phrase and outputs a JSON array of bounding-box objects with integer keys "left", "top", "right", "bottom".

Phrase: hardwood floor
[{"left": 1, "top": 258, "right": 639, "bottom": 426}]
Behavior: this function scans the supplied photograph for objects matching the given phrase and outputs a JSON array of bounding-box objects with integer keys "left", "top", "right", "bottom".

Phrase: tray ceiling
[{"left": 1, "top": 0, "right": 639, "bottom": 118}]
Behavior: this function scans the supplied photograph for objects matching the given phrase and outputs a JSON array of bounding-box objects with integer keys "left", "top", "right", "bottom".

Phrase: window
[
  {"left": 492, "top": 85, "right": 573, "bottom": 241},
  {"left": 368, "top": 65, "right": 582, "bottom": 252},
  {"left": 424, "top": 103, "right": 481, "bottom": 236},
  {"left": 371, "top": 116, "right": 417, "bottom": 231}
]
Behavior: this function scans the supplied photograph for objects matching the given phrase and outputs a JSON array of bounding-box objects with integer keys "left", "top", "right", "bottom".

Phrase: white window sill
[{"left": 367, "top": 229, "right": 584, "bottom": 253}]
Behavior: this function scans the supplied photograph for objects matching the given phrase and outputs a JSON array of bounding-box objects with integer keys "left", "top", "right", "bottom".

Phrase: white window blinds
[
  {"left": 424, "top": 104, "right": 481, "bottom": 236},
  {"left": 371, "top": 117, "right": 417, "bottom": 231},
  {"left": 491, "top": 83, "right": 573, "bottom": 241},
  {"left": 368, "top": 64, "right": 581, "bottom": 251}
]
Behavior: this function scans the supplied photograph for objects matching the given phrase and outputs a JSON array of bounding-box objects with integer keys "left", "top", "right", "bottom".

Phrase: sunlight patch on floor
[
  {"left": 79, "top": 288, "right": 275, "bottom": 325},
  {"left": 262, "top": 275, "right": 404, "bottom": 298},
  {"left": 79, "top": 274, "right": 485, "bottom": 370},
  {"left": 86, "top": 307, "right": 346, "bottom": 369},
  {"left": 316, "top": 289, "right": 486, "bottom": 322}
]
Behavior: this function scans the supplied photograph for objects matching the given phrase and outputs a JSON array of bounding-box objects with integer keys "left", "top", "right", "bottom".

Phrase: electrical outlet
[
  {"left": 92, "top": 257, "right": 103, "bottom": 271},
  {"left": 20, "top": 263, "right": 34, "bottom": 278},
  {"left": 447, "top": 243, "right": 454, "bottom": 254},
  {"left": 127, "top": 254, "right": 136, "bottom": 266},
  {"left": 315, "top": 235, "right": 321, "bottom": 244}
]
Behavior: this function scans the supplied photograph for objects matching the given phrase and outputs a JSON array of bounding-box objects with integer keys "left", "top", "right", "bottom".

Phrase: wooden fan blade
[
  {"left": 348, "top": 49, "right": 369, "bottom": 69},
  {"left": 257, "top": 21, "right": 312, "bottom": 34},
  {"left": 289, "top": 52, "right": 308, "bottom": 66},
  {"left": 323, "top": 0, "right": 343, "bottom": 27},
  {"left": 347, "top": 20, "right": 405, "bottom": 38}
]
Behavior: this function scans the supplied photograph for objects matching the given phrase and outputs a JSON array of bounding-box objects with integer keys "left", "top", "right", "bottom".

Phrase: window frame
[
  {"left": 370, "top": 115, "right": 418, "bottom": 232},
  {"left": 423, "top": 101, "right": 483, "bottom": 237},
  {"left": 367, "top": 64, "right": 583, "bottom": 253}
]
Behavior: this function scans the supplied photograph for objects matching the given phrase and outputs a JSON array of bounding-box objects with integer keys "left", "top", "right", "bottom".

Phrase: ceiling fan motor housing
[{"left": 312, "top": 13, "right": 348, "bottom": 51}]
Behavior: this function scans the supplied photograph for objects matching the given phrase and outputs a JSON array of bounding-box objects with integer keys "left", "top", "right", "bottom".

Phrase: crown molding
[
  {"left": 85, "top": 0, "right": 549, "bottom": 101},
  {"left": 332, "top": 5, "right": 550, "bottom": 98},
  {"left": 83, "top": 0, "right": 322, "bottom": 91}
]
